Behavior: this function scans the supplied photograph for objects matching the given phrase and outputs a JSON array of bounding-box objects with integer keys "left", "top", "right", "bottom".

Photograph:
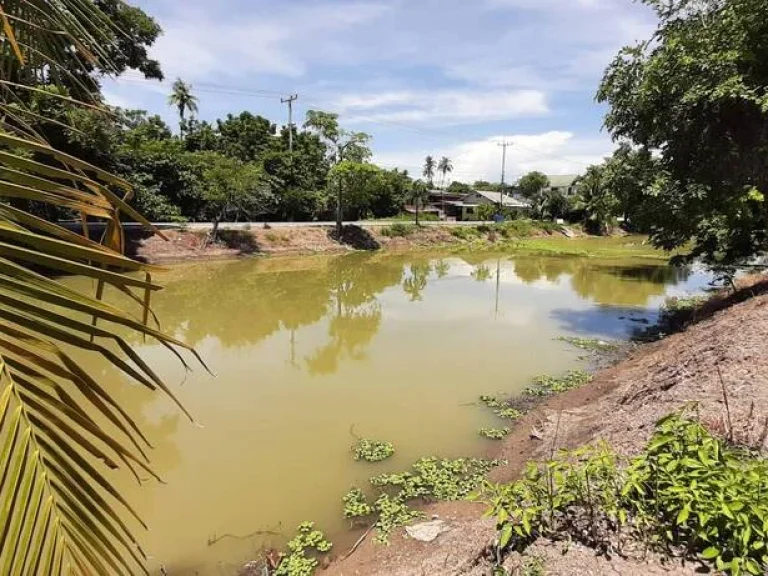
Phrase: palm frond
[{"left": 0, "top": 1, "right": 202, "bottom": 574}]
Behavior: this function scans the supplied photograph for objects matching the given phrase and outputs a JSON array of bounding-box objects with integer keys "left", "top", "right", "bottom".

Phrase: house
[
  {"left": 442, "top": 189, "right": 530, "bottom": 221},
  {"left": 546, "top": 175, "right": 580, "bottom": 196}
]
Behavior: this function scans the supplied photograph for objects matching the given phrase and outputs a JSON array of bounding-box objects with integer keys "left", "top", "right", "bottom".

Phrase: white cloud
[
  {"left": 101, "top": 90, "right": 130, "bottom": 109},
  {"left": 338, "top": 89, "right": 548, "bottom": 125},
  {"left": 148, "top": 3, "right": 389, "bottom": 81},
  {"left": 374, "top": 131, "right": 614, "bottom": 182}
]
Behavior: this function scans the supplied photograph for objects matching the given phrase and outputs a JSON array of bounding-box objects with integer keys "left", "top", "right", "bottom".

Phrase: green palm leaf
[{"left": 0, "top": 1, "right": 201, "bottom": 574}]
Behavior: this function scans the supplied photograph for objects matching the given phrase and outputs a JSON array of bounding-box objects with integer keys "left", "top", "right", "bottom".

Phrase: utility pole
[
  {"left": 498, "top": 140, "right": 511, "bottom": 212},
  {"left": 281, "top": 94, "right": 298, "bottom": 154}
]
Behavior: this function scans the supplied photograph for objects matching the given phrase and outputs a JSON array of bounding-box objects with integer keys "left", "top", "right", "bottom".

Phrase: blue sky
[{"left": 103, "top": 0, "right": 657, "bottom": 182}]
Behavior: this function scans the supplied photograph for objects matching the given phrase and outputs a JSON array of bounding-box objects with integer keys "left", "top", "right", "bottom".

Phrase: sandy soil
[{"left": 325, "top": 275, "right": 768, "bottom": 576}]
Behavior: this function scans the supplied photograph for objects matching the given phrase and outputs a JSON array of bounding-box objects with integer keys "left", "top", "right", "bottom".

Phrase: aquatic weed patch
[
  {"left": 557, "top": 336, "right": 621, "bottom": 353},
  {"left": 342, "top": 457, "right": 504, "bottom": 543},
  {"left": 479, "top": 427, "right": 511, "bottom": 440},
  {"left": 274, "top": 522, "right": 332, "bottom": 576},
  {"left": 523, "top": 370, "right": 592, "bottom": 397},
  {"left": 352, "top": 438, "right": 395, "bottom": 462}
]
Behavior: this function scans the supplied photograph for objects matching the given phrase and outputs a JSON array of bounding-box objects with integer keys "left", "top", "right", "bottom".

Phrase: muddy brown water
[{"left": 63, "top": 248, "right": 711, "bottom": 574}]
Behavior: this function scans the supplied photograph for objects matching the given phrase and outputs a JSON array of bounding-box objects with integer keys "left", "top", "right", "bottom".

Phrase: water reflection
[{"left": 124, "top": 252, "right": 698, "bottom": 371}]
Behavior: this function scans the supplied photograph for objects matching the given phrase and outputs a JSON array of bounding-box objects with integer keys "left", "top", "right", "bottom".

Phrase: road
[{"left": 63, "top": 220, "right": 492, "bottom": 233}]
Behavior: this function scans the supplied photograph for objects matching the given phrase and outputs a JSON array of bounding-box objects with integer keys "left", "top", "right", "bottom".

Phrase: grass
[{"left": 380, "top": 223, "right": 418, "bottom": 237}]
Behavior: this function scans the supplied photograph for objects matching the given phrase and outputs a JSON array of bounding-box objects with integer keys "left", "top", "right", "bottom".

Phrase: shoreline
[
  {"left": 323, "top": 274, "right": 768, "bottom": 576},
  {"left": 127, "top": 223, "right": 672, "bottom": 266}
]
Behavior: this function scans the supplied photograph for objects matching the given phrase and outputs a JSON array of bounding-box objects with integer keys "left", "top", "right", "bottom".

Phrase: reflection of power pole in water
[
  {"left": 286, "top": 329, "right": 299, "bottom": 369},
  {"left": 494, "top": 259, "right": 501, "bottom": 318}
]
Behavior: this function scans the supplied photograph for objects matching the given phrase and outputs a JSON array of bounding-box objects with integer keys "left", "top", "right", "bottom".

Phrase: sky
[{"left": 103, "top": 0, "right": 657, "bottom": 183}]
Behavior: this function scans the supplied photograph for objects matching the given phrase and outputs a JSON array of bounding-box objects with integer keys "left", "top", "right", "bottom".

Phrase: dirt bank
[
  {"left": 126, "top": 224, "right": 566, "bottom": 265},
  {"left": 325, "top": 275, "right": 768, "bottom": 576}
]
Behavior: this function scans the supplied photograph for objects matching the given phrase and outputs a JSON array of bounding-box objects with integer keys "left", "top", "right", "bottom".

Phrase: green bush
[
  {"left": 380, "top": 223, "right": 417, "bottom": 237},
  {"left": 450, "top": 226, "right": 482, "bottom": 240},
  {"left": 483, "top": 412, "right": 768, "bottom": 576}
]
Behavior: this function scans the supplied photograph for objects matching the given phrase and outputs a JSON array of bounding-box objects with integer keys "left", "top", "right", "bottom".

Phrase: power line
[{"left": 111, "top": 74, "right": 606, "bottom": 172}]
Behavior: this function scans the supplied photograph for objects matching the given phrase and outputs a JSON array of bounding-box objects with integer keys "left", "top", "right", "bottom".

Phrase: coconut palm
[
  {"left": 0, "top": 2, "right": 200, "bottom": 574},
  {"left": 437, "top": 156, "right": 453, "bottom": 218},
  {"left": 168, "top": 78, "right": 199, "bottom": 134},
  {"left": 422, "top": 155, "right": 436, "bottom": 188},
  {"left": 437, "top": 156, "right": 453, "bottom": 189},
  {"left": 410, "top": 179, "right": 430, "bottom": 226}
]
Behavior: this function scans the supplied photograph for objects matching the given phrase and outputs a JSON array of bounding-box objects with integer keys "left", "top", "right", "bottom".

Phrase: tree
[
  {"left": 518, "top": 171, "right": 550, "bottom": 199},
  {"left": 601, "top": 144, "right": 659, "bottom": 231},
  {"left": 216, "top": 112, "right": 276, "bottom": 162},
  {"left": 447, "top": 181, "right": 472, "bottom": 194},
  {"left": 409, "top": 179, "right": 430, "bottom": 226},
  {"left": 437, "top": 156, "right": 453, "bottom": 219},
  {"left": 168, "top": 78, "right": 199, "bottom": 134},
  {"left": 0, "top": 3, "right": 200, "bottom": 574},
  {"left": 573, "top": 165, "right": 620, "bottom": 235},
  {"left": 199, "top": 155, "right": 274, "bottom": 241},
  {"left": 437, "top": 157, "right": 453, "bottom": 189},
  {"left": 597, "top": 0, "right": 768, "bottom": 265},
  {"left": 327, "top": 161, "right": 382, "bottom": 223},
  {"left": 423, "top": 155, "right": 436, "bottom": 188},
  {"left": 304, "top": 110, "right": 371, "bottom": 234}
]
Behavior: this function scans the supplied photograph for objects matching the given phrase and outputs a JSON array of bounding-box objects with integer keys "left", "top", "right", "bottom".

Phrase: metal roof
[
  {"left": 470, "top": 189, "right": 530, "bottom": 208},
  {"left": 547, "top": 175, "right": 580, "bottom": 188}
]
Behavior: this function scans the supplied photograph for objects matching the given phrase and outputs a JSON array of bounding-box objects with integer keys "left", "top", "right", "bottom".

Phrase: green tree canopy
[
  {"left": 598, "top": 0, "right": 768, "bottom": 264},
  {"left": 518, "top": 171, "right": 550, "bottom": 199}
]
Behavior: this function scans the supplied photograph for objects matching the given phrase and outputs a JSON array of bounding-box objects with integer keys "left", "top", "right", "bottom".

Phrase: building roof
[
  {"left": 547, "top": 175, "right": 580, "bottom": 188},
  {"left": 470, "top": 189, "right": 530, "bottom": 208}
]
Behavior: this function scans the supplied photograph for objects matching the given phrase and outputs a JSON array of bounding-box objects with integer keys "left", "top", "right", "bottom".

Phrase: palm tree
[
  {"left": 410, "top": 179, "right": 430, "bottom": 225},
  {"left": 437, "top": 156, "right": 453, "bottom": 218},
  {"left": 422, "top": 155, "right": 436, "bottom": 188},
  {"left": 168, "top": 78, "right": 199, "bottom": 135},
  {"left": 437, "top": 156, "right": 453, "bottom": 189},
  {"left": 0, "top": 3, "right": 201, "bottom": 574}
]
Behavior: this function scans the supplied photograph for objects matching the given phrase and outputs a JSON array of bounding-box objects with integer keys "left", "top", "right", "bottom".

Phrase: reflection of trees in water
[
  {"left": 512, "top": 256, "right": 692, "bottom": 306},
  {"left": 305, "top": 254, "right": 405, "bottom": 376},
  {"left": 402, "top": 260, "right": 432, "bottom": 301},
  {"left": 471, "top": 264, "right": 492, "bottom": 282},
  {"left": 434, "top": 260, "right": 450, "bottom": 279}
]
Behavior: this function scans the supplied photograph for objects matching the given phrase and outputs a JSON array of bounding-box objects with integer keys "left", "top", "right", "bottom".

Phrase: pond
[{"left": 67, "top": 245, "right": 711, "bottom": 574}]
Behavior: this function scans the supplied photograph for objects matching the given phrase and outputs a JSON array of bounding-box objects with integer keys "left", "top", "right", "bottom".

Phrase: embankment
[
  {"left": 326, "top": 275, "right": 768, "bottom": 576},
  {"left": 127, "top": 222, "right": 658, "bottom": 265}
]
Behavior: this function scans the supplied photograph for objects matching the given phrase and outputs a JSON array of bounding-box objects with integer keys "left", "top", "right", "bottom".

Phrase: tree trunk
[
  {"left": 415, "top": 202, "right": 420, "bottom": 226},
  {"left": 336, "top": 179, "right": 343, "bottom": 237}
]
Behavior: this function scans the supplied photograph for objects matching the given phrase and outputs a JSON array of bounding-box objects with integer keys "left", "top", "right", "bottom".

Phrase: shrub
[
  {"left": 381, "top": 223, "right": 417, "bottom": 237},
  {"left": 483, "top": 412, "right": 768, "bottom": 576},
  {"left": 450, "top": 226, "right": 482, "bottom": 240}
]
